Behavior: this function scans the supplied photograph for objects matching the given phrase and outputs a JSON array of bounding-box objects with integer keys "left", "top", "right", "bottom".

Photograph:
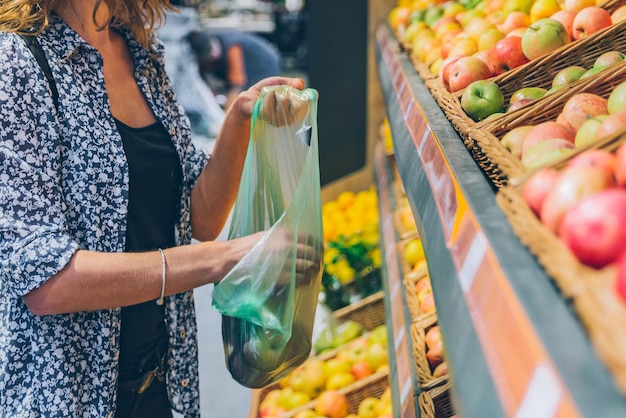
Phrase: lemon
[{"left": 405, "top": 238, "right": 425, "bottom": 267}]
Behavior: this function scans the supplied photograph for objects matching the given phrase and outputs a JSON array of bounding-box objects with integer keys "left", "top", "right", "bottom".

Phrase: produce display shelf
[
  {"left": 374, "top": 23, "right": 626, "bottom": 418},
  {"left": 376, "top": 136, "right": 418, "bottom": 418}
]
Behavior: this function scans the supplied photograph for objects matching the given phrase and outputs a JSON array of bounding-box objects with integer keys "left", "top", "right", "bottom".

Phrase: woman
[{"left": 0, "top": 0, "right": 314, "bottom": 417}]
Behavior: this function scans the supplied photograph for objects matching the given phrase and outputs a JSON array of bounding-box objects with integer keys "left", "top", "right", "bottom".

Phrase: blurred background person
[
  {"left": 158, "top": 0, "right": 225, "bottom": 151},
  {"left": 188, "top": 29, "right": 282, "bottom": 110}
]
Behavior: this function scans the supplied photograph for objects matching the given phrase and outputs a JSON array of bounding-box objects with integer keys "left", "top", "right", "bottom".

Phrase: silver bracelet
[{"left": 156, "top": 248, "right": 167, "bottom": 306}]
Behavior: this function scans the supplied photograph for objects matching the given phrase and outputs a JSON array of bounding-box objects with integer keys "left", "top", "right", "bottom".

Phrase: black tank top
[{"left": 114, "top": 118, "right": 183, "bottom": 378}]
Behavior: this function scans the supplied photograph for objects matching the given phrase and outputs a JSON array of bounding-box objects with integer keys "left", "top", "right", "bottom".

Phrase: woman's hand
[{"left": 231, "top": 76, "right": 308, "bottom": 126}]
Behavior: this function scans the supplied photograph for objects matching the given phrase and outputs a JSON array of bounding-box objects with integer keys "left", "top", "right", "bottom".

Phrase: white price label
[
  {"left": 458, "top": 232, "right": 487, "bottom": 293},
  {"left": 515, "top": 364, "right": 561, "bottom": 418}
]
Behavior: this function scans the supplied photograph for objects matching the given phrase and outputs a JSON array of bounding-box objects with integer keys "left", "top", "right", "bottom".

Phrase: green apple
[
  {"left": 510, "top": 87, "right": 547, "bottom": 104},
  {"left": 546, "top": 84, "right": 566, "bottom": 95},
  {"left": 608, "top": 81, "right": 626, "bottom": 114},
  {"left": 594, "top": 51, "right": 626, "bottom": 69},
  {"left": 424, "top": 6, "right": 444, "bottom": 28},
  {"left": 461, "top": 80, "right": 504, "bottom": 122},
  {"left": 521, "top": 18, "right": 570, "bottom": 61},
  {"left": 574, "top": 114, "right": 609, "bottom": 148},
  {"left": 580, "top": 66, "right": 606, "bottom": 79},
  {"left": 552, "top": 65, "right": 586, "bottom": 88}
]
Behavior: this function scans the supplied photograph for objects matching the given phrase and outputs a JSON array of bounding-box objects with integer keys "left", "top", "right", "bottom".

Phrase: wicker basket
[
  {"left": 419, "top": 381, "right": 456, "bottom": 418},
  {"left": 495, "top": 131, "right": 626, "bottom": 394},
  {"left": 248, "top": 370, "right": 390, "bottom": 418},
  {"left": 482, "top": 18, "right": 626, "bottom": 116},
  {"left": 411, "top": 312, "right": 448, "bottom": 390},
  {"left": 393, "top": 204, "right": 419, "bottom": 239},
  {"left": 333, "top": 290, "right": 386, "bottom": 332},
  {"left": 468, "top": 59, "right": 626, "bottom": 186},
  {"left": 417, "top": 18, "right": 626, "bottom": 188},
  {"left": 404, "top": 264, "right": 435, "bottom": 321}
]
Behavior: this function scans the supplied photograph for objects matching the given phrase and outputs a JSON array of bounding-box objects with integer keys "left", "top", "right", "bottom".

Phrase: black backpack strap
[{"left": 18, "top": 34, "right": 59, "bottom": 111}]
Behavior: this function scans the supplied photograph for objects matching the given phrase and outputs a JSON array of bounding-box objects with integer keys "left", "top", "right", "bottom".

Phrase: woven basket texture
[
  {"left": 470, "top": 59, "right": 626, "bottom": 186},
  {"left": 333, "top": 291, "right": 386, "bottom": 332},
  {"left": 411, "top": 312, "right": 448, "bottom": 390},
  {"left": 495, "top": 131, "right": 626, "bottom": 394},
  {"left": 419, "top": 381, "right": 456, "bottom": 418},
  {"left": 404, "top": 265, "right": 434, "bottom": 321}
]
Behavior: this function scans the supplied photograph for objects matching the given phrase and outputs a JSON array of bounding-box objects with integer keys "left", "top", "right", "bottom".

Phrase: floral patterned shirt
[{"left": 0, "top": 16, "right": 208, "bottom": 418}]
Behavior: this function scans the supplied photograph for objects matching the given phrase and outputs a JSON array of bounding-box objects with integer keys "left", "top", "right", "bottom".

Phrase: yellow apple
[
  {"left": 357, "top": 397, "right": 380, "bottom": 418},
  {"left": 325, "top": 372, "right": 355, "bottom": 390},
  {"left": 529, "top": 0, "right": 561, "bottom": 23},
  {"left": 323, "top": 357, "right": 352, "bottom": 380}
]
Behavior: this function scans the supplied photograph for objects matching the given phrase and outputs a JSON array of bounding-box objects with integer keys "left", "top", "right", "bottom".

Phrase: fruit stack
[
  {"left": 495, "top": 129, "right": 626, "bottom": 394},
  {"left": 250, "top": 325, "right": 391, "bottom": 418},
  {"left": 411, "top": 313, "right": 451, "bottom": 390},
  {"left": 321, "top": 188, "right": 383, "bottom": 313},
  {"left": 473, "top": 63, "right": 626, "bottom": 183},
  {"left": 388, "top": 0, "right": 626, "bottom": 188}
]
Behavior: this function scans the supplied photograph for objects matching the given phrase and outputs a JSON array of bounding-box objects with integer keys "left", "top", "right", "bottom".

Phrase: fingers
[{"left": 260, "top": 86, "right": 310, "bottom": 127}]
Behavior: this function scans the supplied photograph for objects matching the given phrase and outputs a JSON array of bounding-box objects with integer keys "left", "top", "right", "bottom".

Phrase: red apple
[
  {"left": 540, "top": 165, "right": 615, "bottom": 232},
  {"left": 572, "top": 6, "right": 613, "bottom": 40},
  {"left": 426, "top": 339, "right": 444, "bottom": 370},
  {"left": 448, "top": 56, "right": 493, "bottom": 92},
  {"left": 593, "top": 50, "right": 626, "bottom": 70},
  {"left": 439, "top": 55, "right": 463, "bottom": 91},
  {"left": 473, "top": 50, "right": 494, "bottom": 73},
  {"left": 521, "top": 18, "right": 570, "bottom": 61},
  {"left": 566, "top": 149, "right": 616, "bottom": 175},
  {"left": 559, "top": 188, "right": 626, "bottom": 268},
  {"left": 351, "top": 360, "right": 374, "bottom": 380},
  {"left": 522, "top": 167, "right": 560, "bottom": 215},
  {"left": 550, "top": 9, "right": 577, "bottom": 40},
  {"left": 615, "top": 142, "right": 626, "bottom": 186},
  {"left": 594, "top": 109, "right": 626, "bottom": 141},
  {"left": 315, "top": 390, "right": 349, "bottom": 418},
  {"left": 522, "top": 121, "right": 576, "bottom": 155},
  {"left": 501, "top": 125, "right": 533, "bottom": 159},
  {"left": 419, "top": 291, "right": 436, "bottom": 313},
  {"left": 424, "top": 325, "right": 442, "bottom": 349},
  {"left": 498, "top": 11, "right": 531, "bottom": 33},
  {"left": 558, "top": 92, "right": 609, "bottom": 133},
  {"left": 490, "top": 36, "right": 530, "bottom": 75}
]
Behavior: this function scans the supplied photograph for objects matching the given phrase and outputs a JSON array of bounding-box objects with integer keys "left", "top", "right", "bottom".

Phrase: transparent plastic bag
[{"left": 212, "top": 86, "right": 323, "bottom": 388}]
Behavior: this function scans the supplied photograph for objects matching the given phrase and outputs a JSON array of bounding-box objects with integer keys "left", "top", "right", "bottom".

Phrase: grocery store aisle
[{"left": 193, "top": 282, "right": 253, "bottom": 418}]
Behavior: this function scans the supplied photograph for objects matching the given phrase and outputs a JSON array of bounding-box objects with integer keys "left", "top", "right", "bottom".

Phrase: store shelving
[{"left": 373, "top": 23, "right": 626, "bottom": 418}]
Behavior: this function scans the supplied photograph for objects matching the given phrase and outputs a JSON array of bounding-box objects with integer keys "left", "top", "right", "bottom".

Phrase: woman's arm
[
  {"left": 190, "top": 76, "right": 306, "bottom": 241},
  {"left": 23, "top": 232, "right": 262, "bottom": 316}
]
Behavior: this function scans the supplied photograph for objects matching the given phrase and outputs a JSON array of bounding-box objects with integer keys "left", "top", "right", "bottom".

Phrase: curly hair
[{"left": 0, "top": 0, "right": 178, "bottom": 47}]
